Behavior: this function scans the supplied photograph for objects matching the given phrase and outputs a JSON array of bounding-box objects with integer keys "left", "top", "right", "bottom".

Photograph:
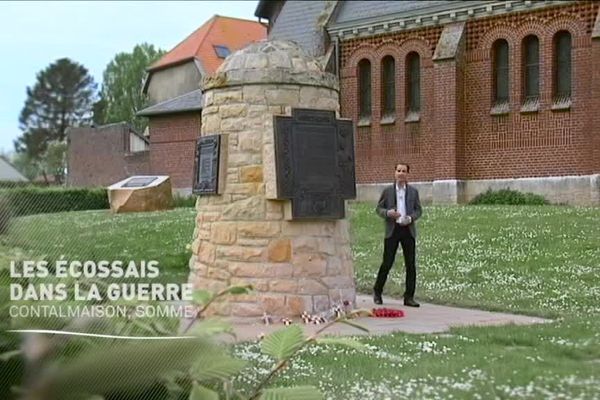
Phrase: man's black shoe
[
  {"left": 373, "top": 293, "right": 383, "bottom": 305},
  {"left": 403, "top": 298, "right": 420, "bottom": 307}
]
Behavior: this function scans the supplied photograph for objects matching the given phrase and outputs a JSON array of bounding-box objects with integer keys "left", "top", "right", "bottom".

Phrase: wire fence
[{"left": 0, "top": 182, "right": 200, "bottom": 399}]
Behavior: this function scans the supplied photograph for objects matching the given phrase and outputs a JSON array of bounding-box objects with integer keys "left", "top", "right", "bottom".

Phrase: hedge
[
  {"left": 0, "top": 187, "right": 109, "bottom": 217},
  {"left": 0, "top": 181, "right": 49, "bottom": 189},
  {"left": 0, "top": 196, "right": 11, "bottom": 234},
  {"left": 172, "top": 194, "right": 196, "bottom": 208},
  {"left": 469, "top": 189, "right": 549, "bottom": 205}
]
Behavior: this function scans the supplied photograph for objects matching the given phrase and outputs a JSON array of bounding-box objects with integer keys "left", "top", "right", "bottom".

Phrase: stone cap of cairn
[{"left": 201, "top": 40, "right": 339, "bottom": 91}]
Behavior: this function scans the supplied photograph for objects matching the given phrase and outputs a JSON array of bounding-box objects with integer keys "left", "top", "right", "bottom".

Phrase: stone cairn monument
[{"left": 189, "top": 40, "right": 356, "bottom": 319}]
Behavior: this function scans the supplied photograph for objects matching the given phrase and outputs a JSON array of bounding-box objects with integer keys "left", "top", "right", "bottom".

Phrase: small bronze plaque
[
  {"left": 274, "top": 108, "right": 356, "bottom": 219},
  {"left": 193, "top": 135, "right": 221, "bottom": 195},
  {"left": 122, "top": 176, "right": 158, "bottom": 188}
]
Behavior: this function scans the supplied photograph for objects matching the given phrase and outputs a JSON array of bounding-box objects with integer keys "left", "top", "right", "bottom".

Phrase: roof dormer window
[{"left": 213, "top": 45, "right": 231, "bottom": 58}]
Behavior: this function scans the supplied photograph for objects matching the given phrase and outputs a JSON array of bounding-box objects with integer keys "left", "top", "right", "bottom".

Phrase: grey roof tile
[
  {"left": 269, "top": 1, "right": 333, "bottom": 57},
  {"left": 333, "top": 1, "right": 455, "bottom": 25},
  {"left": 137, "top": 89, "right": 203, "bottom": 116}
]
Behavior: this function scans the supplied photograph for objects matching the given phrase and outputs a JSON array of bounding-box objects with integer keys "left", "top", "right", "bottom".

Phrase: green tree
[
  {"left": 98, "top": 43, "right": 165, "bottom": 132},
  {"left": 15, "top": 58, "right": 96, "bottom": 162},
  {"left": 40, "top": 140, "right": 68, "bottom": 184},
  {"left": 14, "top": 58, "right": 97, "bottom": 183}
]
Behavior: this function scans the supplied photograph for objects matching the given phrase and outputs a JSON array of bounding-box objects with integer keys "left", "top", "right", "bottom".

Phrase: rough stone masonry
[{"left": 189, "top": 41, "right": 356, "bottom": 318}]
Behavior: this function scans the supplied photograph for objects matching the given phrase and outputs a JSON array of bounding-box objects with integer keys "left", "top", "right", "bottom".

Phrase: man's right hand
[{"left": 386, "top": 209, "right": 401, "bottom": 219}]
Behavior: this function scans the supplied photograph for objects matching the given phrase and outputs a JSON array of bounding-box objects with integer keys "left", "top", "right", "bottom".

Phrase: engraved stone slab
[
  {"left": 274, "top": 108, "right": 355, "bottom": 219},
  {"left": 193, "top": 134, "right": 221, "bottom": 195},
  {"left": 107, "top": 175, "right": 172, "bottom": 213}
]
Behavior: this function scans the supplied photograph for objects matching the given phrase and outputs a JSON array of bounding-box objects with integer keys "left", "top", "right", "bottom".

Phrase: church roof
[
  {"left": 333, "top": 1, "right": 454, "bottom": 25},
  {"left": 327, "top": 1, "right": 562, "bottom": 40},
  {"left": 267, "top": 1, "right": 335, "bottom": 57}
]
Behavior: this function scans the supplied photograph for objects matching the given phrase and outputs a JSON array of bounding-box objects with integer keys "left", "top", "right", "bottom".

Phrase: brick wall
[
  {"left": 67, "top": 123, "right": 150, "bottom": 187},
  {"left": 340, "top": 27, "right": 442, "bottom": 184},
  {"left": 340, "top": 2, "right": 599, "bottom": 184},
  {"left": 463, "top": 1, "right": 597, "bottom": 179},
  {"left": 148, "top": 113, "right": 201, "bottom": 189},
  {"left": 124, "top": 151, "right": 151, "bottom": 176}
]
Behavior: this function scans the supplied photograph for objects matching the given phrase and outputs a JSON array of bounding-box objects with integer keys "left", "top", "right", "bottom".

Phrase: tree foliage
[
  {"left": 40, "top": 140, "right": 67, "bottom": 184},
  {"left": 16, "top": 58, "right": 96, "bottom": 159},
  {"left": 15, "top": 58, "right": 96, "bottom": 183},
  {"left": 98, "top": 43, "right": 165, "bottom": 132}
]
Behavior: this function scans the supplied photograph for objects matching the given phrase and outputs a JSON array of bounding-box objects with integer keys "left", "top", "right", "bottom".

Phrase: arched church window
[
  {"left": 522, "top": 35, "right": 539, "bottom": 102},
  {"left": 358, "top": 59, "right": 372, "bottom": 119},
  {"left": 406, "top": 52, "right": 420, "bottom": 114},
  {"left": 381, "top": 56, "right": 396, "bottom": 118},
  {"left": 553, "top": 31, "right": 571, "bottom": 101},
  {"left": 492, "top": 39, "right": 509, "bottom": 105}
]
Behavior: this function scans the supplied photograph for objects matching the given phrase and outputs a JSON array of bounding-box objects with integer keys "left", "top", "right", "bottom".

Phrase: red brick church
[{"left": 256, "top": 0, "right": 600, "bottom": 205}]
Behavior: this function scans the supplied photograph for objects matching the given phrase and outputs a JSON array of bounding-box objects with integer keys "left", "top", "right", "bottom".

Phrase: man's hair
[{"left": 395, "top": 163, "right": 410, "bottom": 173}]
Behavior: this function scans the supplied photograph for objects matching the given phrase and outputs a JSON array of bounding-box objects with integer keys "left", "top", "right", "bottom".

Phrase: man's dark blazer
[{"left": 376, "top": 183, "right": 422, "bottom": 238}]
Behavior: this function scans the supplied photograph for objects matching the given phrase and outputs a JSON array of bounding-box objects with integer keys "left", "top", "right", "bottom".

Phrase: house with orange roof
[{"left": 137, "top": 15, "right": 266, "bottom": 192}]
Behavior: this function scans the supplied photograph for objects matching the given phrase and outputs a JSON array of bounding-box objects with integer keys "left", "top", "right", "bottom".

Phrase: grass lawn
[
  {"left": 231, "top": 204, "right": 600, "bottom": 399},
  {"left": 2, "top": 204, "right": 599, "bottom": 399},
  {"left": 351, "top": 204, "right": 600, "bottom": 318},
  {"left": 2, "top": 207, "right": 197, "bottom": 284}
]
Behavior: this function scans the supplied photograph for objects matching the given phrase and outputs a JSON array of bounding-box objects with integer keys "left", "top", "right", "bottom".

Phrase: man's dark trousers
[{"left": 374, "top": 223, "right": 416, "bottom": 299}]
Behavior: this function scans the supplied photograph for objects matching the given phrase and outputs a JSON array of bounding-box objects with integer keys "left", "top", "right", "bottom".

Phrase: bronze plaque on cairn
[
  {"left": 274, "top": 108, "right": 356, "bottom": 219},
  {"left": 193, "top": 134, "right": 221, "bottom": 195}
]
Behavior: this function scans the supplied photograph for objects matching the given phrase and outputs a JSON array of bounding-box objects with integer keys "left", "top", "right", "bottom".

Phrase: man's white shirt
[{"left": 395, "top": 183, "right": 407, "bottom": 223}]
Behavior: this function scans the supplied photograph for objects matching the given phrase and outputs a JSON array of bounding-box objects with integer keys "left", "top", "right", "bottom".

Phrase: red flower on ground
[{"left": 372, "top": 308, "right": 405, "bottom": 318}]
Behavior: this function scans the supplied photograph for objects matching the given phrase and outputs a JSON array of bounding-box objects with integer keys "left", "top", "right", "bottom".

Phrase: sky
[{"left": 0, "top": 1, "right": 260, "bottom": 156}]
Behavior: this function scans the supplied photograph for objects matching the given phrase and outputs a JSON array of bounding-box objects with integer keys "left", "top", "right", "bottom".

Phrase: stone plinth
[
  {"left": 107, "top": 175, "right": 173, "bottom": 213},
  {"left": 189, "top": 41, "right": 356, "bottom": 318}
]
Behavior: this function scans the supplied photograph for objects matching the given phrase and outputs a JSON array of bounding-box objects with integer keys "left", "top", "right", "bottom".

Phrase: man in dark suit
[{"left": 373, "top": 162, "right": 423, "bottom": 307}]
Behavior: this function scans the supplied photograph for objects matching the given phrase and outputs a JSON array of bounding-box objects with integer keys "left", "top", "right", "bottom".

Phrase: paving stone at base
[{"left": 200, "top": 295, "right": 550, "bottom": 343}]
